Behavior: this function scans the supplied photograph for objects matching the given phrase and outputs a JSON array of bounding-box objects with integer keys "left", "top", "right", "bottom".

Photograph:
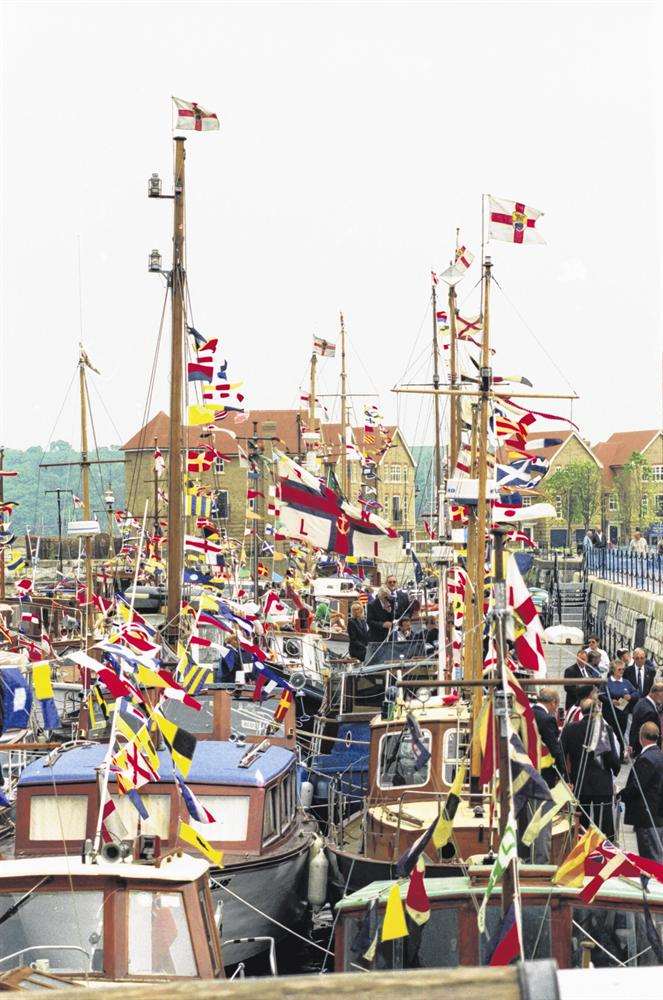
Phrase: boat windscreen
[
  {"left": 161, "top": 694, "right": 215, "bottom": 735},
  {"left": 0, "top": 889, "right": 103, "bottom": 973},
  {"left": 231, "top": 696, "right": 285, "bottom": 739},
  {"left": 378, "top": 730, "right": 431, "bottom": 789},
  {"left": 128, "top": 890, "right": 196, "bottom": 977}
]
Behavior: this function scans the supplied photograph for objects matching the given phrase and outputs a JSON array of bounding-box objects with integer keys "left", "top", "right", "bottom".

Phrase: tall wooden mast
[
  {"left": 166, "top": 136, "right": 186, "bottom": 639},
  {"left": 472, "top": 255, "right": 492, "bottom": 678},
  {"left": 448, "top": 230, "right": 461, "bottom": 473},
  {"left": 306, "top": 349, "right": 318, "bottom": 472},
  {"left": 79, "top": 349, "right": 93, "bottom": 641},
  {"left": 339, "top": 311, "right": 349, "bottom": 497},
  {"left": 431, "top": 279, "right": 443, "bottom": 531}
]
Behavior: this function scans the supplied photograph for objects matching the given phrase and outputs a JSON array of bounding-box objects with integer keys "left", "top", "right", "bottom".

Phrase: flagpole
[
  {"left": 339, "top": 311, "right": 350, "bottom": 499},
  {"left": 79, "top": 349, "right": 93, "bottom": 648},
  {"left": 431, "top": 277, "right": 443, "bottom": 536},
  {"left": 448, "top": 231, "right": 460, "bottom": 473},
  {"left": 493, "top": 527, "right": 524, "bottom": 959},
  {"left": 93, "top": 499, "right": 149, "bottom": 855}
]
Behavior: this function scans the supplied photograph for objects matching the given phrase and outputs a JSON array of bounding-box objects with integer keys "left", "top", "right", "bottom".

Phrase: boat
[
  {"left": 0, "top": 851, "right": 224, "bottom": 984},
  {"left": 333, "top": 868, "right": 663, "bottom": 971}
]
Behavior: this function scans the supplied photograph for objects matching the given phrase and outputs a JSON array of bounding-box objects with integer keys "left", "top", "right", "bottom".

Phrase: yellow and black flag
[{"left": 153, "top": 711, "right": 197, "bottom": 778}]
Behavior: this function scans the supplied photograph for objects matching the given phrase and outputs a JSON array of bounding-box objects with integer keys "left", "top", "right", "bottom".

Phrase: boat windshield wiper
[{"left": 0, "top": 876, "right": 54, "bottom": 929}]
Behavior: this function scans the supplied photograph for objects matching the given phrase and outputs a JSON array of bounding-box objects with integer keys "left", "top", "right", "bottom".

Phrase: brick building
[
  {"left": 121, "top": 409, "right": 417, "bottom": 546},
  {"left": 593, "top": 430, "right": 663, "bottom": 543}
]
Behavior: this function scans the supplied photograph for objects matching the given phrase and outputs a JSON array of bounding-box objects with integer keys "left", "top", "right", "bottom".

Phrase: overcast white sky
[{"left": 1, "top": 2, "right": 661, "bottom": 454}]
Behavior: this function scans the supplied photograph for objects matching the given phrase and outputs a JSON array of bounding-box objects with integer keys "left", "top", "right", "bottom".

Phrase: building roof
[
  {"left": 121, "top": 409, "right": 403, "bottom": 464},
  {"left": 18, "top": 740, "right": 294, "bottom": 788},
  {"left": 593, "top": 430, "right": 662, "bottom": 470}
]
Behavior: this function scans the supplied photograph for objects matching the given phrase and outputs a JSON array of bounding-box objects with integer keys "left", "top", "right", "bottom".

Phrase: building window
[
  {"left": 652, "top": 465, "right": 663, "bottom": 482},
  {"left": 641, "top": 495, "right": 649, "bottom": 515},
  {"left": 521, "top": 496, "right": 533, "bottom": 508},
  {"left": 392, "top": 495, "right": 402, "bottom": 524},
  {"left": 389, "top": 464, "right": 402, "bottom": 484},
  {"left": 554, "top": 495, "right": 563, "bottom": 518},
  {"left": 608, "top": 494, "right": 618, "bottom": 513},
  {"left": 214, "top": 456, "right": 225, "bottom": 475},
  {"left": 213, "top": 491, "right": 229, "bottom": 519},
  {"left": 656, "top": 495, "right": 663, "bottom": 517}
]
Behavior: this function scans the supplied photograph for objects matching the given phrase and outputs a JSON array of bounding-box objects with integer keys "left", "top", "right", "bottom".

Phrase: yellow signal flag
[
  {"left": 136, "top": 663, "right": 168, "bottom": 689},
  {"left": 199, "top": 593, "right": 220, "bottom": 612},
  {"left": 178, "top": 820, "right": 223, "bottom": 868},
  {"left": 116, "top": 715, "right": 160, "bottom": 772},
  {"left": 32, "top": 662, "right": 54, "bottom": 701},
  {"left": 552, "top": 826, "right": 603, "bottom": 888},
  {"left": 522, "top": 781, "right": 573, "bottom": 848},
  {"left": 433, "top": 761, "right": 467, "bottom": 850},
  {"left": 188, "top": 404, "right": 218, "bottom": 427},
  {"left": 152, "top": 710, "right": 196, "bottom": 778},
  {"left": 380, "top": 883, "right": 408, "bottom": 942}
]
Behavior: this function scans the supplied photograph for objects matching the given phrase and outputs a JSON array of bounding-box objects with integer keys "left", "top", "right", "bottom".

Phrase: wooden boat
[
  {"left": 0, "top": 852, "right": 224, "bottom": 983},
  {"left": 333, "top": 868, "right": 663, "bottom": 971},
  {"left": 325, "top": 699, "right": 571, "bottom": 899},
  {"left": 12, "top": 694, "right": 316, "bottom": 969}
]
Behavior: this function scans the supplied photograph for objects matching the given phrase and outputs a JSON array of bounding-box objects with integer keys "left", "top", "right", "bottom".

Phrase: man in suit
[
  {"left": 629, "top": 683, "right": 663, "bottom": 757},
  {"left": 524, "top": 689, "right": 566, "bottom": 863},
  {"left": 619, "top": 721, "right": 663, "bottom": 863},
  {"left": 624, "top": 647, "right": 656, "bottom": 699},
  {"left": 561, "top": 699, "right": 621, "bottom": 839},
  {"left": 563, "top": 649, "right": 597, "bottom": 714}
]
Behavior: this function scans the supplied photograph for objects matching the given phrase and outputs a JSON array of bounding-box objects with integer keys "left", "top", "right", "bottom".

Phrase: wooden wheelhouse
[
  {"left": 334, "top": 869, "right": 663, "bottom": 972},
  {"left": 0, "top": 854, "right": 223, "bottom": 982}
]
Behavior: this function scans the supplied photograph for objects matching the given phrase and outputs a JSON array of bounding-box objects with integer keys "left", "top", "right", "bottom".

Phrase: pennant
[
  {"left": 485, "top": 902, "right": 521, "bottom": 966},
  {"left": 405, "top": 856, "right": 430, "bottom": 925},
  {"left": 176, "top": 773, "right": 216, "bottom": 823},
  {"left": 178, "top": 819, "right": 223, "bottom": 866},
  {"left": 477, "top": 811, "right": 518, "bottom": 932},
  {"left": 433, "top": 761, "right": 466, "bottom": 850},
  {"left": 552, "top": 827, "right": 604, "bottom": 888},
  {"left": 381, "top": 883, "right": 408, "bottom": 942},
  {"left": 101, "top": 797, "right": 128, "bottom": 844},
  {"left": 521, "top": 781, "right": 572, "bottom": 847}
]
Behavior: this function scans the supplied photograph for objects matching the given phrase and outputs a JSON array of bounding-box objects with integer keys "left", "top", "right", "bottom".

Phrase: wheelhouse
[
  {"left": 334, "top": 871, "right": 663, "bottom": 972},
  {"left": 0, "top": 854, "right": 222, "bottom": 981},
  {"left": 15, "top": 741, "right": 300, "bottom": 861}
]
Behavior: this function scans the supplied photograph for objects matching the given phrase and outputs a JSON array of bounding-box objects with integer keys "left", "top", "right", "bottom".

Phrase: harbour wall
[{"left": 587, "top": 576, "right": 663, "bottom": 663}]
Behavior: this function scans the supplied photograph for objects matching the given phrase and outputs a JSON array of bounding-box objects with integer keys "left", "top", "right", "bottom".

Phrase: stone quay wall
[{"left": 587, "top": 577, "right": 663, "bottom": 664}]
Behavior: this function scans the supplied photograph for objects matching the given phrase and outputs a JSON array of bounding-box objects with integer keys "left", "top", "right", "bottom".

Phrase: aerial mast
[
  {"left": 166, "top": 136, "right": 186, "bottom": 644},
  {"left": 339, "top": 311, "right": 349, "bottom": 498},
  {"left": 431, "top": 276, "right": 443, "bottom": 534}
]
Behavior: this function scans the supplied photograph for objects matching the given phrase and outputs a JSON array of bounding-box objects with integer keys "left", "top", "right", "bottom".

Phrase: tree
[
  {"left": 614, "top": 451, "right": 649, "bottom": 542},
  {"left": 541, "top": 461, "right": 601, "bottom": 546}
]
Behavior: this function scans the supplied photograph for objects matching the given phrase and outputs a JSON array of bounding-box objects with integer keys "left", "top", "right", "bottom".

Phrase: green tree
[
  {"left": 614, "top": 451, "right": 649, "bottom": 542},
  {"left": 541, "top": 461, "right": 601, "bottom": 545}
]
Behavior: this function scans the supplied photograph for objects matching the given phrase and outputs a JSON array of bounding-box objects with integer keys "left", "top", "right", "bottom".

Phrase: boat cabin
[
  {"left": 80, "top": 685, "right": 297, "bottom": 749},
  {"left": 0, "top": 854, "right": 223, "bottom": 981},
  {"left": 15, "top": 741, "right": 301, "bottom": 863},
  {"left": 334, "top": 870, "right": 663, "bottom": 971}
]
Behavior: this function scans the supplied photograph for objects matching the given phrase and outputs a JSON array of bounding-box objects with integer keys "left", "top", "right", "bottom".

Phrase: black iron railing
[
  {"left": 585, "top": 547, "right": 663, "bottom": 595},
  {"left": 584, "top": 609, "right": 657, "bottom": 664}
]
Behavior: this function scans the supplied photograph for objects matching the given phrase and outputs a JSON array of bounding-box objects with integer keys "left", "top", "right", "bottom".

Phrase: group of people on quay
[{"left": 556, "top": 641, "right": 663, "bottom": 860}]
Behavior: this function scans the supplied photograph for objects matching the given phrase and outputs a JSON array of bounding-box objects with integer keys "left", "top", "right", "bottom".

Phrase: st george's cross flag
[
  {"left": 488, "top": 197, "right": 545, "bottom": 245},
  {"left": 313, "top": 336, "right": 336, "bottom": 357},
  {"left": 173, "top": 97, "right": 220, "bottom": 132}
]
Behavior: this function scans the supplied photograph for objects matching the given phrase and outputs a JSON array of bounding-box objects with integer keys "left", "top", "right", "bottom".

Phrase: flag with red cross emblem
[
  {"left": 173, "top": 97, "right": 220, "bottom": 132},
  {"left": 488, "top": 197, "right": 545, "bottom": 245}
]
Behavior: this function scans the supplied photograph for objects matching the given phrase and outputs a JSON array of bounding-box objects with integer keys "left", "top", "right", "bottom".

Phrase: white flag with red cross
[
  {"left": 173, "top": 97, "right": 220, "bottom": 132},
  {"left": 488, "top": 197, "right": 545, "bottom": 245}
]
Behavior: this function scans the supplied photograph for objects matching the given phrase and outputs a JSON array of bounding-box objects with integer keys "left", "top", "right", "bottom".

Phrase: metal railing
[
  {"left": 585, "top": 610, "right": 657, "bottom": 665},
  {"left": 585, "top": 548, "right": 663, "bottom": 595}
]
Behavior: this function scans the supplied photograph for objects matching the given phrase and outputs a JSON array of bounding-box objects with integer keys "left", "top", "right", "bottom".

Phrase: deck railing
[{"left": 585, "top": 547, "right": 663, "bottom": 595}]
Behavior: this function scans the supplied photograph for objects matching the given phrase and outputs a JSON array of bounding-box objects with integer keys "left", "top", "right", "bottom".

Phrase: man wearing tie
[
  {"left": 629, "top": 683, "right": 663, "bottom": 757},
  {"left": 625, "top": 648, "right": 656, "bottom": 699},
  {"left": 563, "top": 648, "right": 597, "bottom": 713}
]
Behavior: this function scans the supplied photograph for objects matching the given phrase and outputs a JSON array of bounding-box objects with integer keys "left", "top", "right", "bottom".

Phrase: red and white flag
[
  {"left": 440, "top": 245, "right": 475, "bottom": 285},
  {"left": 488, "top": 197, "right": 545, "bottom": 245},
  {"left": 506, "top": 554, "right": 546, "bottom": 676},
  {"left": 313, "top": 336, "right": 336, "bottom": 358},
  {"left": 173, "top": 97, "right": 220, "bottom": 132},
  {"left": 72, "top": 494, "right": 83, "bottom": 509},
  {"left": 153, "top": 448, "right": 165, "bottom": 479}
]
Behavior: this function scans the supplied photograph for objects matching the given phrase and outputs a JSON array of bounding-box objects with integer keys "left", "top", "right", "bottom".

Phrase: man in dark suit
[
  {"left": 561, "top": 699, "right": 621, "bottom": 839},
  {"left": 522, "top": 689, "right": 566, "bottom": 863},
  {"left": 629, "top": 683, "right": 663, "bottom": 757},
  {"left": 563, "top": 649, "right": 596, "bottom": 713},
  {"left": 624, "top": 648, "right": 656, "bottom": 699},
  {"left": 619, "top": 721, "right": 663, "bottom": 862}
]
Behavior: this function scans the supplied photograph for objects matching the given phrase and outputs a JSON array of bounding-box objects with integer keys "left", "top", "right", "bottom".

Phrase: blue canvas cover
[{"left": 1, "top": 668, "right": 33, "bottom": 730}]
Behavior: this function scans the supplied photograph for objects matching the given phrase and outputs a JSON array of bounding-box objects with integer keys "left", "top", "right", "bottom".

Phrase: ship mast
[
  {"left": 306, "top": 348, "right": 318, "bottom": 472},
  {"left": 448, "top": 230, "right": 461, "bottom": 472},
  {"left": 166, "top": 136, "right": 186, "bottom": 644},
  {"left": 339, "top": 311, "right": 349, "bottom": 498},
  {"left": 431, "top": 278, "right": 443, "bottom": 533},
  {"left": 79, "top": 349, "right": 93, "bottom": 640}
]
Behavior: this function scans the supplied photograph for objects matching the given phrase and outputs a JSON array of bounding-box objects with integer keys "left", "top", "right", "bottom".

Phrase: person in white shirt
[
  {"left": 585, "top": 635, "right": 610, "bottom": 676},
  {"left": 630, "top": 529, "right": 649, "bottom": 556}
]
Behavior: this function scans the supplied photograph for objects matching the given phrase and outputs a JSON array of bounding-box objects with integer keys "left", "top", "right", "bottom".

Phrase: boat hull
[{"left": 212, "top": 839, "right": 311, "bottom": 966}]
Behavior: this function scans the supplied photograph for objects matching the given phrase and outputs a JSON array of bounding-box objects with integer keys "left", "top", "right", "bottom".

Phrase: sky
[{"left": 1, "top": 2, "right": 661, "bottom": 456}]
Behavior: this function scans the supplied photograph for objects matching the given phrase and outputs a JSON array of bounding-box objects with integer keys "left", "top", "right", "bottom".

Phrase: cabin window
[
  {"left": 128, "top": 891, "right": 196, "bottom": 977},
  {"left": 111, "top": 794, "right": 170, "bottom": 839},
  {"left": 161, "top": 694, "right": 215, "bottom": 734},
  {"left": 571, "top": 905, "right": 663, "bottom": 967},
  {"left": 29, "top": 794, "right": 88, "bottom": 841},
  {"left": 192, "top": 795, "right": 250, "bottom": 842},
  {"left": 263, "top": 784, "right": 280, "bottom": 842},
  {"left": 231, "top": 694, "right": 286, "bottom": 738},
  {"left": 280, "top": 770, "right": 296, "bottom": 830},
  {"left": 377, "top": 729, "right": 432, "bottom": 789},
  {"left": 0, "top": 890, "right": 103, "bottom": 973},
  {"left": 344, "top": 905, "right": 459, "bottom": 970},
  {"left": 442, "top": 727, "right": 471, "bottom": 786},
  {"left": 479, "top": 904, "right": 551, "bottom": 961}
]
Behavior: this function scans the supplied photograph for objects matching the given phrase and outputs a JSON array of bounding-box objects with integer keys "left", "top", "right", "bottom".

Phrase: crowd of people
[
  {"left": 583, "top": 526, "right": 663, "bottom": 555},
  {"left": 530, "top": 641, "right": 663, "bottom": 864}
]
